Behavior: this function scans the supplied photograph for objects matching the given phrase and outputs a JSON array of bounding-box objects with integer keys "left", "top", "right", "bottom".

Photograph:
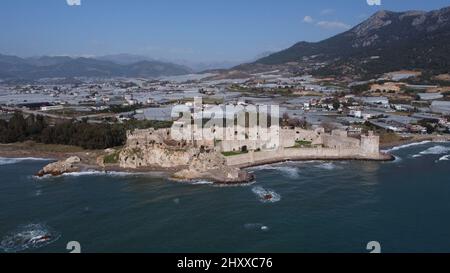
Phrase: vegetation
[
  {"left": 107, "top": 104, "right": 144, "bottom": 114},
  {"left": 123, "top": 119, "right": 173, "bottom": 131},
  {"left": 417, "top": 120, "right": 436, "bottom": 134},
  {"left": 379, "top": 132, "right": 405, "bottom": 145},
  {"left": 0, "top": 112, "right": 173, "bottom": 150},
  {"left": 221, "top": 151, "right": 248, "bottom": 157},
  {"left": 281, "top": 113, "right": 309, "bottom": 129},
  {"left": 350, "top": 83, "right": 370, "bottom": 94},
  {"left": 103, "top": 151, "right": 121, "bottom": 164},
  {"left": 294, "top": 140, "right": 312, "bottom": 148}
]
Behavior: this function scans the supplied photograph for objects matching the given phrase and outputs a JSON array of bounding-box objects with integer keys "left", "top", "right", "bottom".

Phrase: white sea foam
[
  {"left": 62, "top": 170, "right": 135, "bottom": 177},
  {"left": 244, "top": 223, "right": 270, "bottom": 232},
  {"left": 0, "top": 157, "right": 51, "bottom": 166},
  {"left": 314, "top": 162, "right": 338, "bottom": 170},
  {"left": 438, "top": 155, "right": 450, "bottom": 162},
  {"left": 190, "top": 180, "right": 214, "bottom": 185},
  {"left": 33, "top": 170, "right": 161, "bottom": 180},
  {"left": 382, "top": 141, "right": 431, "bottom": 153},
  {"left": 413, "top": 145, "right": 450, "bottom": 158},
  {"left": 252, "top": 186, "right": 281, "bottom": 203},
  {"left": 0, "top": 223, "right": 60, "bottom": 253},
  {"left": 389, "top": 155, "right": 402, "bottom": 163},
  {"left": 420, "top": 145, "right": 450, "bottom": 155},
  {"left": 249, "top": 164, "right": 300, "bottom": 179}
]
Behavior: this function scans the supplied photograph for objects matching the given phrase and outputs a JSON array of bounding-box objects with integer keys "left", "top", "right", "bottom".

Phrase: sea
[{"left": 0, "top": 141, "right": 449, "bottom": 253}]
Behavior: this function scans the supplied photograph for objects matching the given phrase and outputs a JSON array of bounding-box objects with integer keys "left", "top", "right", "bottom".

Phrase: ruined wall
[
  {"left": 225, "top": 131, "right": 384, "bottom": 166},
  {"left": 120, "top": 128, "right": 193, "bottom": 169},
  {"left": 322, "top": 130, "right": 360, "bottom": 149},
  {"left": 282, "top": 128, "right": 325, "bottom": 147},
  {"left": 121, "top": 127, "right": 384, "bottom": 171},
  {"left": 218, "top": 126, "right": 281, "bottom": 152},
  {"left": 225, "top": 145, "right": 386, "bottom": 167}
]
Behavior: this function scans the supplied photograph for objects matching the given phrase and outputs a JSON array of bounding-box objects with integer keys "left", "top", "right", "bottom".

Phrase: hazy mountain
[
  {"left": 0, "top": 54, "right": 192, "bottom": 79},
  {"left": 177, "top": 52, "right": 275, "bottom": 72},
  {"left": 181, "top": 60, "right": 242, "bottom": 72},
  {"left": 243, "top": 6, "right": 450, "bottom": 78},
  {"left": 96, "top": 54, "right": 155, "bottom": 65},
  {"left": 26, "top": 56, "right": 74, "bottom": 67}
]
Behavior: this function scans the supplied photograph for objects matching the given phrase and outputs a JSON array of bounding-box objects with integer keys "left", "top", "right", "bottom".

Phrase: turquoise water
[{"left": 0, "top": 142, "right": 449, "bottom": 253}]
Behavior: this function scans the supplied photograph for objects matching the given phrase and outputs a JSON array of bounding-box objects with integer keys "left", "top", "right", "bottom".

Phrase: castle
[{"left": 118, "top": 124, "right": 388, "bottom": 183}]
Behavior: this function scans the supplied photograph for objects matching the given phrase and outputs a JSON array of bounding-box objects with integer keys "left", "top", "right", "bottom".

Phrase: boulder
[{"left": 37, "top": 156, "right": 81, "bottom": 177}]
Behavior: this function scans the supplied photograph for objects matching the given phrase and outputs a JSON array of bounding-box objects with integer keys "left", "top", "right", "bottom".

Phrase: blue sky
[{"left": 0, "top": 0, "right": 449, "bottom": 62}]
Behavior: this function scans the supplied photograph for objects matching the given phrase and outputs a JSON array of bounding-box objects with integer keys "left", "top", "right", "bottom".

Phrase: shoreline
[
  {"left": 237, "top": 154, "right": 394, "bottom": 169},
  {"left": 1, "top": 135, "right": 449, "bottom": 183},
  {"left": 379, "top": 134, "right": 450, "bottom": 150}
]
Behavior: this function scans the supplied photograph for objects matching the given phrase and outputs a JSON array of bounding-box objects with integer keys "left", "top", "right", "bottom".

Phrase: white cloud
[
  {"left": 66, "top": 0, "right": 81, "bottom": 6},
  {"left": 320, "top": 9, "right": 334, "bottom": 15},
  {"left": 316, "top": 21, "right": 351, "bottom": 30},
  {"left": 367, "top": 0, "right": 382, "bottom": 6},
  {"left": 303, "top": 16, "right": 314, "bottom": 23}
]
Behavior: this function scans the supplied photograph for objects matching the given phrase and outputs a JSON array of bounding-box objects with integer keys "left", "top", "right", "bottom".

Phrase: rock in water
[{"left": 37, "top": 156, "right": 81, "bottom": 177}]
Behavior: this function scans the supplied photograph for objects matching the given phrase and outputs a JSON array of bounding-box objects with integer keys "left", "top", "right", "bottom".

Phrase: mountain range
[
  {"left": 237, "top": 6, "right": 450, "bottom": 79},
  {"left": 0, "top": 54, "right": 193, "bottom": 80}
]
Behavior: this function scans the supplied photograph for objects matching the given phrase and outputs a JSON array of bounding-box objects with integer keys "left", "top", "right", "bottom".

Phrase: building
[
  {"left": 40, "top": 105, "right": 64, "bottom": 111},
  {"left": 431, "top": 101, "right": 450, "bottom": 115}
]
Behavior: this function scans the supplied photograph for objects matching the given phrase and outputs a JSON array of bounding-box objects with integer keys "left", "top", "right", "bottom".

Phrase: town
[{"left": 1, "top": 70, "right": 449, "bottom": 143}]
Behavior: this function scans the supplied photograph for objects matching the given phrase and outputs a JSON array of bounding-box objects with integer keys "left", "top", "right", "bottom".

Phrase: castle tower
[{"left": 360, "top": 131, "right": 380, "bottom": 155}]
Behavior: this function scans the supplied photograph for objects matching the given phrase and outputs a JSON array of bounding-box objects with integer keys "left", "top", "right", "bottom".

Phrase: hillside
[{"left": 244, "top": 6, "right": 450, "bottom": 79}]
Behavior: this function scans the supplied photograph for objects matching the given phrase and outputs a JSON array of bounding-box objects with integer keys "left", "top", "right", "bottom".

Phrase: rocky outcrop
[
  {"left": 119, "top": 128, "right": 255, "bottom": 183},
  {"left": 37, "top": 156, "right": 81, "bottom": 177},
  {"left": 119, "top": 146, "right": 192, "bottom": 169},
  {"left": 173, "top": 149, "right": 254, "bottom": 183}
]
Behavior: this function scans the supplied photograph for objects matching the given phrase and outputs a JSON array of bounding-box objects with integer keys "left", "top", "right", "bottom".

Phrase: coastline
[
  {"left": 379, "top": 134, "right": 450, "bottom": 150},
  {"left": 1, "top": 135, "right": 449, "bottom": 183}
]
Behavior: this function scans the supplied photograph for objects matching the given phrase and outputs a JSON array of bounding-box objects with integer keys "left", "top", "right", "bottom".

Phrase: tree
[{"left": 320, "top": 121, "right": 339, "bottom": 133}]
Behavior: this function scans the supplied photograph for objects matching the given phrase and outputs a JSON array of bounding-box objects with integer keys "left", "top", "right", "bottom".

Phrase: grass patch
[
  {"left": 221, "top": 151, "right": 248, "bottom": 157},
  {"left": 292, "top": 140, "right": 312, "bottom": 148},
  {"left": 103, "top": 151, "right": 120, "bottom": 164}
]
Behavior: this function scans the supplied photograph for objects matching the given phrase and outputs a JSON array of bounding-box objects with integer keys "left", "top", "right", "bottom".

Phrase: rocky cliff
[
  {"left": 37, "top": 156, "right": 81, "bottom": 177},
  {"left": 119, "top": 128, "right": 254, "bottom": 183}
]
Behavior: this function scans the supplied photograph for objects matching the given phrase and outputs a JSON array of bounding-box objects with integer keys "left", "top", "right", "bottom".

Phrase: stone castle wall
[
  {"left": 120, "top": 127, "right": 383, "bottom": 170},
  {"left": 225, "top": 146, "right": 387, "bottom": 167}
]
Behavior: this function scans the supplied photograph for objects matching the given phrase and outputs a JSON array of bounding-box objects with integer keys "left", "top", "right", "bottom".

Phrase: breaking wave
[
  {"left": 389, "top": 155, "right": 402, "bottom": 163},
  {"left": 0, "top": 223, "right": 60, "bottom": 253},
  {"left": 190, "top": 180, "right": 214, "bottom": 185},
  {"left": 413, "top": 146, "right": 450, "bottom": 158},
  {"left": 383, "top": 141, "right": 431, "bottom": 153},
  {"left": 62, "top": 170, "right": 142, "bottom": 177},
  {"left": 0, "top": 157, "right": 51, "bottom": 166},
  {"left": 438, "top": 155, "right": 450, "bottom": 162},
  {"left": 33, "top": 170, "right": 163, "bottom": 180},
  {"left": 249, "top": 164, "right": 300, "bottom": 179},
  {"left": 252, "top": 186, "right": 281, "bottom": 203}
]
